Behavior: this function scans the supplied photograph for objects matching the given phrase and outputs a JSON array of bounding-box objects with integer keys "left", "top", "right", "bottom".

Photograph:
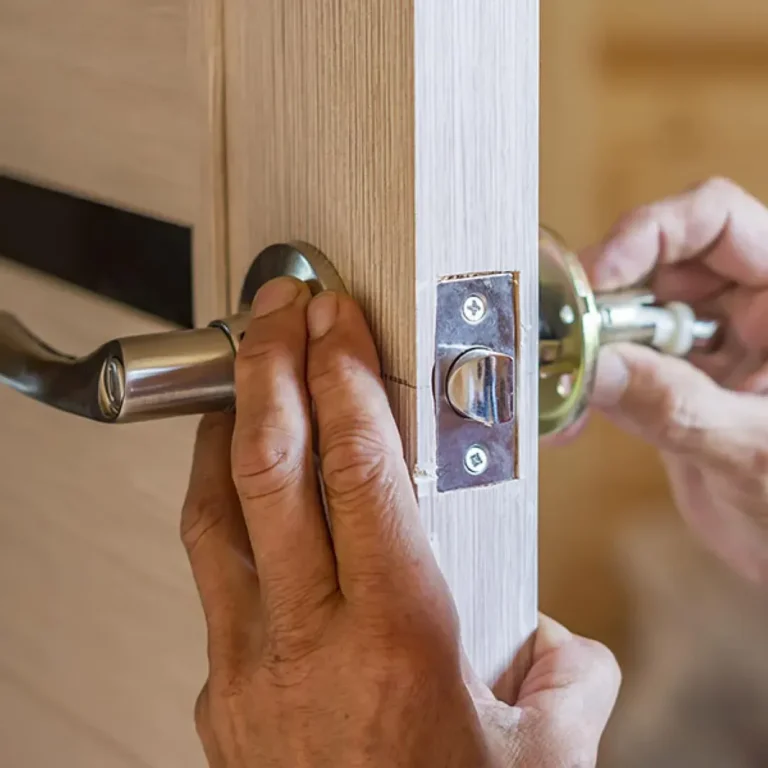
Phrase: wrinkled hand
[
  {"left": 181, "top": 278, "right": 619, "bottom": 767},
  {"left": 581, "top": 177, "right": 768, "bottom": 584}
]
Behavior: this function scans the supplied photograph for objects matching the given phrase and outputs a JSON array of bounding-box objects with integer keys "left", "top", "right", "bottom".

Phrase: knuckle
[
  {"left": 260, "top": 604, "right": 338, "bottom": 687},
  {"left": 236, "top": 334, "right": 297, "bottom": 371},
  {"left": 321, "top": 426, "right": 398, "bottom": 504},
  {"left": 232, "top": 427, "right": 304, "bottom": 501},
  {"left": 752, "top": 446, "right": 768, "bottom": 486},
  {"left": 208, "top": 666, "right": 252, "bottom": 703},
  {"left": 699, "top": 175, "right": 740, "bottom": 199},
  {"left": 581, "top": 637, "right": 622, "bottom": 689},
  {"left": 655, "top": 386, "right": 697, "bottom": 445},
  {"left": 607, "top": 203, "right": 648, "bottom": 239},
  {"left": 261, "top": 633, "right": 322, "bottom": 681},
  {"left": 515, "top": 640, "right": 620, "bottom": 768},
  {"left": 735, "top": 444, "right": 768, "bottom": 501},
  {"left": 193, "top": 682, "right": 220, "bottom": 750},
  {"left": 309, "top": 353, "right": 363, "bottom": 398},
  {"left": 194, "top": 683, "right": 210, "bottom": 731},
  {"left": 363, "top": 633, "right": 452, "bottom": 695},
  {"left": 195, "top": 412, "right": 226, "bottom": 443},
  {"left": 266, "top": 580, "right": 338, "bottom": 638},
  {"left": 614, "top": 200, "right": 658, "bottom": 237},
  {"left": 234, "top": 336, "right": 301, "bottom": 394},
  {"left": 180, "top": 493, "right": 227, "bottom": 556},
  {"left": 342, "top": 550, "right": 405, "bottom": 599},
  {"left": 629, "top": 201, "right": 655, "bottom": 226}
]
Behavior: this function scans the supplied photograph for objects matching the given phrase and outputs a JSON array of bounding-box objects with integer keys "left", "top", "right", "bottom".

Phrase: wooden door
[
  {"left": 0, "top": 1, "right": 539, "bottom": 765},
  {"left": 221, "top": 0, "right": 540, "bottom": 685},
  {"left": 0, "top": 260, "right": 209, "bottom": 768},
  {"left": 0, "top": 1, "right": 218, "bottom": 765}
]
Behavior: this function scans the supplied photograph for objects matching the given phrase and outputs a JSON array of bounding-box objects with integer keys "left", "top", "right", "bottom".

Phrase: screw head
[
  {"left": 464, "top": 444, "right": 489, "bottom": 476},
  {"left": 461, "top": 294, "right": 487, "bottom": 325},
  {"left": 559, "top": 304, "right": 575, "bottom": 325}
]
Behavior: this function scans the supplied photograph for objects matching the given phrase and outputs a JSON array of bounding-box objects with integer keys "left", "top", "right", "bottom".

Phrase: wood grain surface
[
  {"left": 0, "top": 258, "right": 206, "bottom": 767},
  {"left": 189, "top": 0, "right": 230, "bottom": 323},
  {"left": 0, "top": 0, "right": 198, "bottom": 226},
  {"left": 224, "top": 0, "right": 539, "bottom": 685},
  {"left": 412, "top": 0, "right": 539, "bottom": 688}
]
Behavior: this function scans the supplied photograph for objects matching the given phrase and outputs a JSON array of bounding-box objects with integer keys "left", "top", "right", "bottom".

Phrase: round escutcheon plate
[
  {"left": 538, "top": 226, "right": 601, "bottom": 438},
  {"left": 239, "top": 241, "right": 347, "bottom": 311}
]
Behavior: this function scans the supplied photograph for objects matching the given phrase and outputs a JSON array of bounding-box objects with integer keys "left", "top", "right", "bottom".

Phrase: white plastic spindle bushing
[{"left": 652, "top": 302, "right": 697, "bottom": 357}]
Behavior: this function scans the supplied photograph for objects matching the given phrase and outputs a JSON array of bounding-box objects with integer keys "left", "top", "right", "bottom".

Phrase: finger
[
  {"left": 514, "top": 615, "right": 620, "bottom": 767},
  {"left": 181, "top": 414, "right": 260, "bottom": 656},
  {"left": 652, "top": 261, "right": 728, "bottom": 305},
  {"left": 306, "top": 292, "right": 437, "bottom": 599},
  {"left": 461, "top": 649, "right": 496, "bottom": 702},
  {"left": 688, "top": 341, "right": 764, "bottom": 390},
  {"left": 194, "top": 683, "right": 225, "bottom": 767},
  {"left": 591, "top": 342, "right": 768, "bottom": 472},
  {"left": 742, "top": 361, "right": 768, "bottom": 395},
  {"left": 232, "top": 277, "right": 338, "bottom": 626},
  {"left": 580, "top": 177, "right": 768, "bottom": 291},
  {"left": 716, "top": 285, "right": 768, "bottom": 352},
  {"left": 679, "top": 285, "right": 768, "bottom": 389},
  {"left": 539, "top": 410, "right": 590, "bottom": 449}
]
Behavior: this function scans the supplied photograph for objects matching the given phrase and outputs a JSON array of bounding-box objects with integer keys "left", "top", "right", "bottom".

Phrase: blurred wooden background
[{"left": 540, "top": 1, "right": 768, "bottom": 765}]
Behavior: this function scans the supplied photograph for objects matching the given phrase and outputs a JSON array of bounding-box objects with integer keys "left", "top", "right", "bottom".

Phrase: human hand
[
  {"left": 181, "top": 277, "right": 619, "bottom": 767},
  {"left": 580, "top": 177, "right": 768, "bottom": 584}
]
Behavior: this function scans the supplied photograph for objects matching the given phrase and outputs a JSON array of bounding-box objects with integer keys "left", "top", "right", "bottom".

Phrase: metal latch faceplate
[{"left": 434, "top": 273, "right": 518, "bottom": 493}]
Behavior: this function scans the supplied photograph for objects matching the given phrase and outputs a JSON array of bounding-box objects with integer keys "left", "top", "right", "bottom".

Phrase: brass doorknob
[{"left": 538, "top": 227, "right": 721, "bottom": 438}]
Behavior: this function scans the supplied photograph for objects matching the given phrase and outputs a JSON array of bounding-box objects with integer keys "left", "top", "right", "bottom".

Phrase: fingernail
[
  {"left": 252, "top": 277, "right": 301, "bottom": 318},
  {"left": 307, "top": 292, "right": 339, "bottom": 339},
  {"left": 592, "top": 347, "right": 630, "bottom": 408},
  {"left": 537, "top": 615, "right": 573, "bottom": 649}
]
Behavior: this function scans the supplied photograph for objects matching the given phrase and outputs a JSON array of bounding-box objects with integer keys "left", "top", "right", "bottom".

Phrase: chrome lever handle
[
  {"left": 0, "top": 242, "right": 346, "bottom": 424},
  {"left": 0, "top": 309, "right": 242, "bottom": 423},
  {"left": 0, "top": 310, "right": 113, "bottom": 421}
]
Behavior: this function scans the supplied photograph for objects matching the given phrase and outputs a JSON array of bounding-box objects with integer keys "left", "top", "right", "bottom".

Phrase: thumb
[
  {"left": 591, "top": 342, "right": 767, "bottom": 468},
  {"left": 512, "top": 616, "right": 620, "bottom": 767}
]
